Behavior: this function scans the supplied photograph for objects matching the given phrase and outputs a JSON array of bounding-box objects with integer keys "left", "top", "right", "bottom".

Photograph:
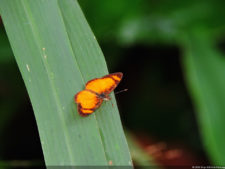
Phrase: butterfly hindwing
[{"left": 75, "top": 90, "right": 103, "bottom": 116}]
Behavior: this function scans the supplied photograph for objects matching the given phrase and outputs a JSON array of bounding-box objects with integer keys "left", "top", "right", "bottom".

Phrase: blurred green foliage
[
  {"left": 0, "top": 0, "right": 225, "bottom": 167},
  {"left": 183, "top": 29, "right": 225, "bottom": 164},
  {"left": 79, "top": 0, "right": 225, "bottom": 45}
]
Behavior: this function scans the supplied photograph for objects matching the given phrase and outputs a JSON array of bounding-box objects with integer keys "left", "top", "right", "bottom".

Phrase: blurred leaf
[
  {"left": 79, "top": 0, "right": 225, "bottom": 45},
  {"left": 183, "top": 29, "right": 225, "bottom": 164},
  {"left": 0, "top": 28, "right": 14, "bottom": 63},
  {"left": 0, "top": 0, "right": 132, "bottom": 167}
]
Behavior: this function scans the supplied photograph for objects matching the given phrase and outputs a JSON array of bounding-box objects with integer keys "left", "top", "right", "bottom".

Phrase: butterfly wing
[
  {"left": 85, "top": 72, "right": 123, "bottom": 95},
  {"left": 75, "top": 72, "right": 123, "bottom": 116},
  {"left": 75, "top": 90, "right": 103, "bottom": 116}
]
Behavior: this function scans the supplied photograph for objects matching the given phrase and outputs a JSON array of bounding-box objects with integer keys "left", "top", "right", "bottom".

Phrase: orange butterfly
[{"left": 75, "top": 72, "right": 123, "bottom": 116}]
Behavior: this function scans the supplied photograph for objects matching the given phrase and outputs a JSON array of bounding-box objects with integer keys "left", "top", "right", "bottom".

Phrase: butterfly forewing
[{"left": 85, "top": 72, "right": 123, "bottom": 95}]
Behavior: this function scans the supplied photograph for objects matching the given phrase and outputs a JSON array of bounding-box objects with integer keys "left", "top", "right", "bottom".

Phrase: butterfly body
[
  {"left": 75, "top": 72, "right": 123, "bottom": 116},
  {"left": 98, "top": 93, "right": 110, "bottom": 101}
]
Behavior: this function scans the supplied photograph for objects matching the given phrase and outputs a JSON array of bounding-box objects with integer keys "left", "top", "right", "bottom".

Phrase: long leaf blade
[
  {"left": 183, "top": 30, "right": 225, "bottom": 164},
  {"left": 0, "top": 0, "right": 132, "bottom": 167}
]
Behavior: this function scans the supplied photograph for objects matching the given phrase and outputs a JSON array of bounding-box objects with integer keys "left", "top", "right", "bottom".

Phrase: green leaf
[
  {"left": 0, "top": 0, "right": 133, "bottom": 167},
  {"left": 183, "top": 29, "right": 225, "bottom": 164}
]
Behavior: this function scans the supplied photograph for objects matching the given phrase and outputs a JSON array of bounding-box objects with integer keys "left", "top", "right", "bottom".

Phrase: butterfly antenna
[{"left": 115, "top": 89, "right": 128, "bottom": 95}]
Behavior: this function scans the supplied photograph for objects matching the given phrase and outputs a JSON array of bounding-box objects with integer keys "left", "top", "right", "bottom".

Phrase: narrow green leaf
[
  {"left": 183, "top": 29, "right": 225, "bottom": 164},
  {"left": 0, "top": 0, "right": 132, "bottom": 167}
]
